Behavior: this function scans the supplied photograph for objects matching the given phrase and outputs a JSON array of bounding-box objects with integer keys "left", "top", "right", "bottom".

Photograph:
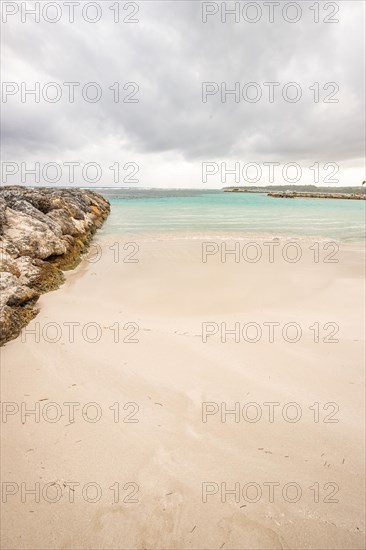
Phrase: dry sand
[{"left": 1, "top": 235, "right": 365, "bottom": 549}]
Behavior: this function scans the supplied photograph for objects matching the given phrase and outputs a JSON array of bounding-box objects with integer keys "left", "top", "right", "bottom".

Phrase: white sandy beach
[{"left": 1, "top": 235, "right": 365, "bottom": 550}]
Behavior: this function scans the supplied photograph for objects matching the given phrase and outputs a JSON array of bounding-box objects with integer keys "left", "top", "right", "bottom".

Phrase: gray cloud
[{"left": 1, "top": 0, "right": 365, "bottom": 186}]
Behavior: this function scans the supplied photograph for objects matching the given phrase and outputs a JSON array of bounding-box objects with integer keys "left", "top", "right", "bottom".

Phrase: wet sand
[{"left": 1, "top": 235, "right": 365, "bottom": 549}]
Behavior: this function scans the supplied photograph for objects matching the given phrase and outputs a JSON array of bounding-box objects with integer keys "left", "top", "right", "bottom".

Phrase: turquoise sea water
[{"left": 97, "top": 189, "right": 366, "bottom": 242}]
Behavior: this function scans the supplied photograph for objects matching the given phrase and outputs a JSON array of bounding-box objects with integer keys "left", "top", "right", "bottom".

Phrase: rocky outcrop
[
  {"left": 0, "top": 186, "right": 110, "bottom": 346},
  {"left": 223, "top": 185, "right": 366, "bottom": 195},
  {"left": 268, "top": 192, "right": 366, "bottom": 200}
]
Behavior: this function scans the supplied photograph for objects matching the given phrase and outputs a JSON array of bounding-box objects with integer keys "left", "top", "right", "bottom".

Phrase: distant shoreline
[
  {"left": 222, "top": 185, "right": 366, "bottom": 200},
  {"left": 268, "top": 191, "right": 366, "bottom": 200},
  {"left": 224, "top": 186, "right": 366, "bottom": 200}
]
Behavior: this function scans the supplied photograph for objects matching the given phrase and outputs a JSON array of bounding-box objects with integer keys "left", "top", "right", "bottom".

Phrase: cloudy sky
[{"left": 1, "top": 0, "right": 365, "bottom": 188}]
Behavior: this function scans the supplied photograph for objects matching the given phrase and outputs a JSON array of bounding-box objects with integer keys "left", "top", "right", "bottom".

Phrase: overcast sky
[{"left": 1, "top": 0, "right": 365, "bottom": 188}]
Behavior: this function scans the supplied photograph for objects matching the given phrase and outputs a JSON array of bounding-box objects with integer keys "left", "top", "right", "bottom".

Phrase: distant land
[
  {"left": 223, "top": 185, "right": 366, "bottom": 194},
  {"left": 223, "top": 185, "right": 366, "bottom": 200}
]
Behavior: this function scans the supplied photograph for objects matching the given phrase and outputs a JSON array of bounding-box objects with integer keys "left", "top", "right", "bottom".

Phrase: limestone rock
[{"left": 0, "top": 186, "right": 110, "bottom": 346}]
